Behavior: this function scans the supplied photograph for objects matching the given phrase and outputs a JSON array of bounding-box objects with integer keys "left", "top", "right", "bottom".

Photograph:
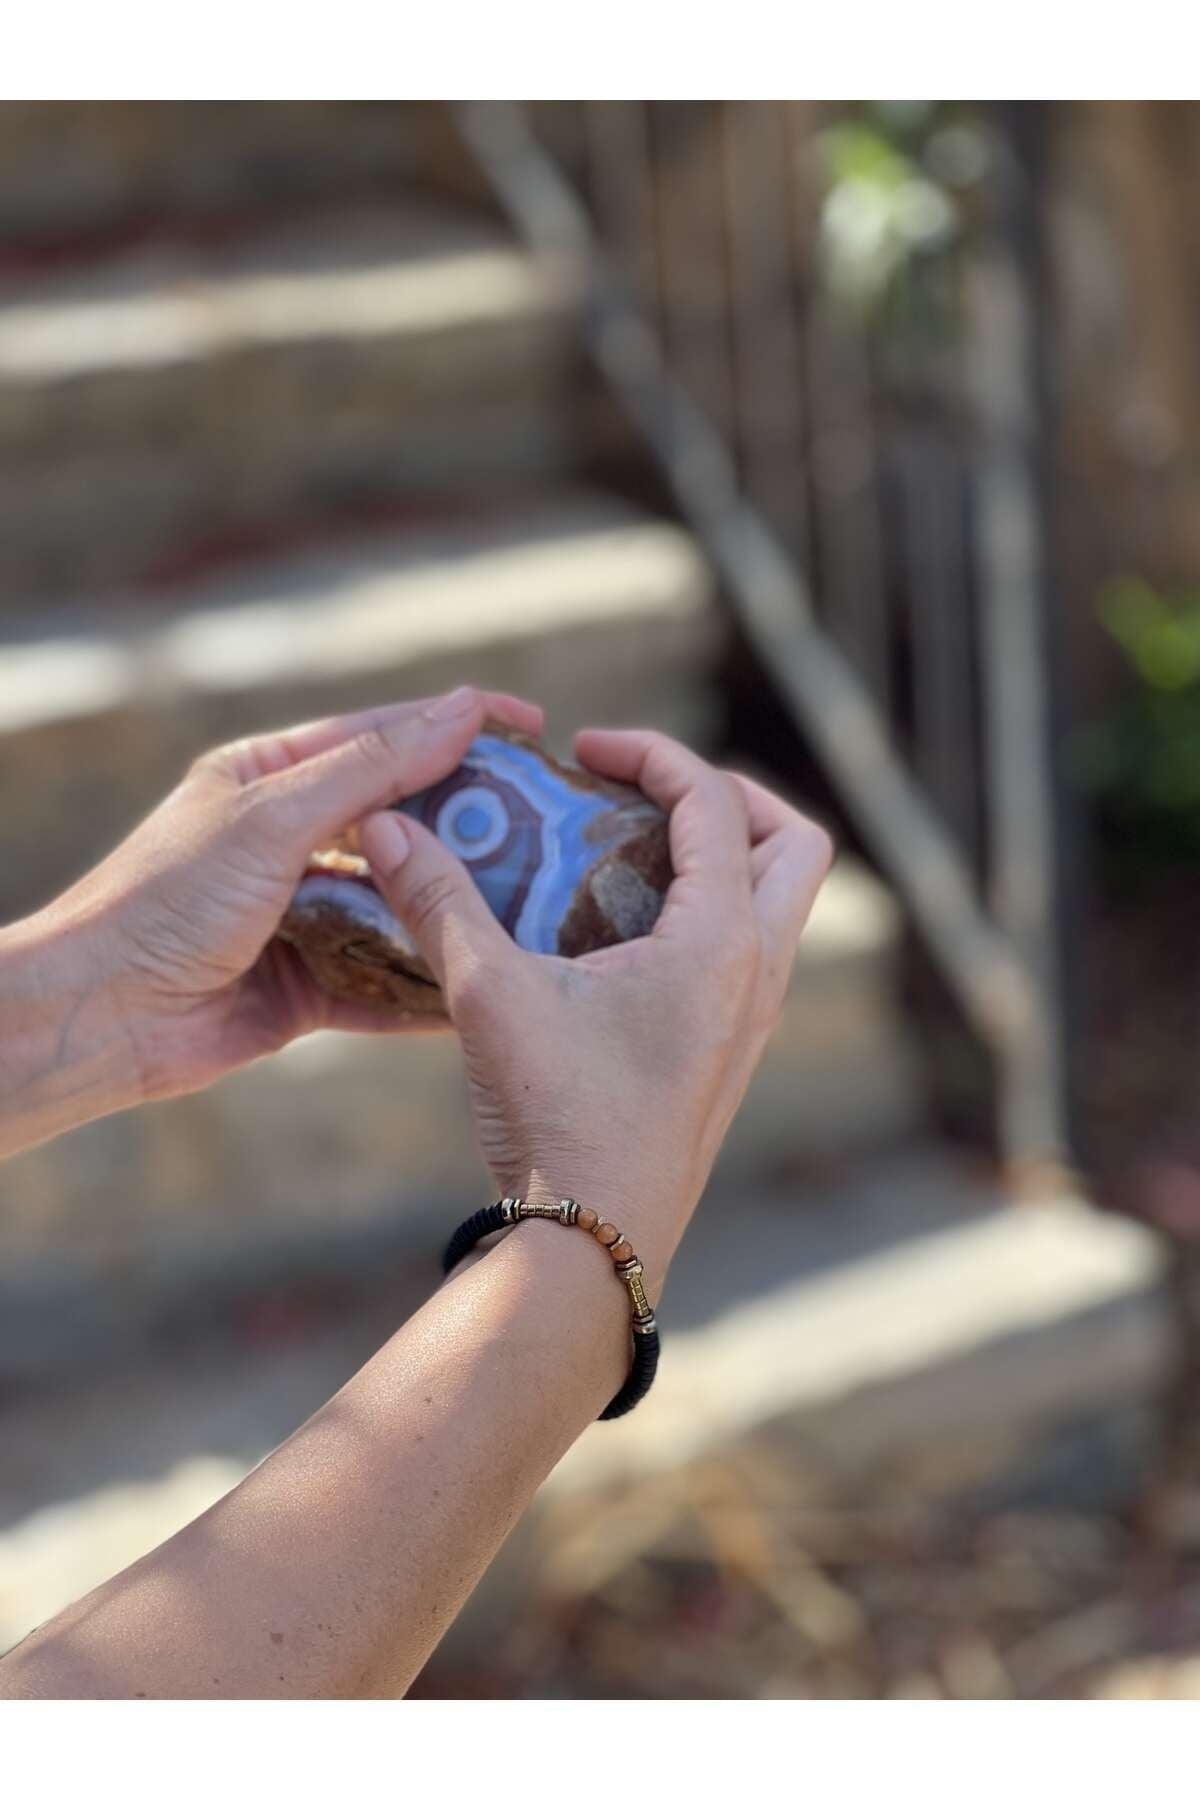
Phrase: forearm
[
  {"left": 0, "top": 1192, "right": 659, "bottom": 1699},
  {"left": 0, "top": 910, "right": 141, "bottom": 1162}
]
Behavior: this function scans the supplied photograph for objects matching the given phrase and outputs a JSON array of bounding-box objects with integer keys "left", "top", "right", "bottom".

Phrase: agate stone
[{"left": 277, "top": 728, "right": 671, "bottom": 1013}]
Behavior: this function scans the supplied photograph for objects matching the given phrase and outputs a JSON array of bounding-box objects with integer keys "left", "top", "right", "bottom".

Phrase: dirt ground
[{"left": 415, "top": 1395, "right": 1200, "bottom": 1699}]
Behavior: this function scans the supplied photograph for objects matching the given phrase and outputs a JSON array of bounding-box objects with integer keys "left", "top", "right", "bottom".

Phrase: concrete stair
[
  {"left": 0, "top": 197, "right": 583, "bottom": 601},
  {"left": 0, "top": 102, "right": 935, "bottom": 1394},
  {"left": 0, "top": 492, "right": 721, "bottom": 920},
  {"left": 0, "top": 103, "right": 478, "bottom": 247},
  {"left": 0, "top": 853, "right": 927, "bottom": 1382},
  {"left": 0, "top": 1145, "right": 1168, "bottom": 1658},
  {"left": 0, "top": 109, "right": 1161, "bottom": 1683}
]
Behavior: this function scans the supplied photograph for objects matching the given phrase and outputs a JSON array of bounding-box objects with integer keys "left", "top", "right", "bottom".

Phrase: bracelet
[{"left": 441, "top": 1195, "right": 660, "bottom": 1420}]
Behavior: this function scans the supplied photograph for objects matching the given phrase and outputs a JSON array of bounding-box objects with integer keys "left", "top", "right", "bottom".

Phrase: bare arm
[
  {"left": 0, "top": 685, "right": 543, "bottom": 1166},
  {"left": 0, "top": 725, "right": 830, "bottom": 1699},
  {"left": 0, "top": 1222, "right": 635, "bottom": 1698},
  {"left": 0, "top": 914, "right": 143, "bottom": 1164}
]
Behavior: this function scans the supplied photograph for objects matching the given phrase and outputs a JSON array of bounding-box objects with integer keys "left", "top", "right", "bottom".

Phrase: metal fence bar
[
  {"left": 720, "top": 102, "right": 811, "bottom": 569},
  {"left": 804, "top": 296, "right": 893, "bottom": 715},
  {"left": 581, "top": 101, "right": 655, "bottom": 304},
  {"left": 967, "top": 220, "right": 1068, "bottom": 1172},
  {"left": 649, "top": 104, "right": 739, "bottom": 470},
  {"left": 454, "top": 98, "right": 1068, "bottom": 1175},
  {"left": 781, "top": 102, "right": 825, "bottom": 595},
  {"left": 897, "top": 425, "right": 979, "bottom": 853}
]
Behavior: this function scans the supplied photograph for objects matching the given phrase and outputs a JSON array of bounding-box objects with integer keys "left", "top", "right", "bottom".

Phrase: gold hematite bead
[
  {"left": 576, "top": 1208, "right": 599, "bottom": 1234},
  {"left": 626, "top": 1272, "right": 651, "bottom": 1314},
  {"left": 594, "top": 1221, "right": 620, "bottom": 1247}
]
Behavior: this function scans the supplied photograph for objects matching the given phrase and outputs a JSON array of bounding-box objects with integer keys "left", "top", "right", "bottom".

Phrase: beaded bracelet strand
[{"left": 441, "top": 1195, "right": 660, "bottom": 1420}]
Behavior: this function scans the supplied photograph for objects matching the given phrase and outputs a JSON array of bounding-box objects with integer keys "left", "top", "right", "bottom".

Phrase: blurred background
[{"left": 2, "top": 99, "right": 1200, "bottom": 1698}]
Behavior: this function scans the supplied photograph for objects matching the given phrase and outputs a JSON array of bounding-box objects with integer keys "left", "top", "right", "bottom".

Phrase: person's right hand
[{"left": 358, "top": 729, "right": 832, "bottom": 1285}]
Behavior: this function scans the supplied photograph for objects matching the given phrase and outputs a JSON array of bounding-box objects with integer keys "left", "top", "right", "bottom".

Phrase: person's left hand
[{"left": 32, "top": 685, "right": 542, "bottom": 1105}]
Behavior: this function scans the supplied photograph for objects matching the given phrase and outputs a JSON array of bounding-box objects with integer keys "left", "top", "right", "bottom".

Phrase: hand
[
  {"left": 24, "top": 686, "right": 543, "bottom": 1108},
  {"left": 359, "top": 729, "right": 832, "bottom": 1284}
]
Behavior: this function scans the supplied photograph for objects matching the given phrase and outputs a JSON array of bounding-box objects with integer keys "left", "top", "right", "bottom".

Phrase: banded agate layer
[
  {"left": 398, "top": 733, "right": 641, "bottom": 954},
  {"left": 277, "top": 729, "right": 671, "bottom": 1012}
]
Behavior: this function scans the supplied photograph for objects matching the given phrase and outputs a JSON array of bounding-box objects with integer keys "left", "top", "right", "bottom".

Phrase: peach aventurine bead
[
  {"left": 611, "top": 1241, "right": 636, "bottom": 1264},
  {"left": 594, "top": 1221, "right": 620, "bottom": 1247},
  {"left": 576, "top": 1208, "right": 599, "bottom": 1234}
]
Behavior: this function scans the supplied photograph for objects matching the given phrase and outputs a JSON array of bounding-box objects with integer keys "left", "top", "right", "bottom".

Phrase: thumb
[{"left": 358, "top": 809, "right": 518, "bottom": 998}]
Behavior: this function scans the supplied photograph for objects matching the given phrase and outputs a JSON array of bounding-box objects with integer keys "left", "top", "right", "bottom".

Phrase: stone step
[
  {"left": 438, "top": 1171, "right": 1168, "bottom": 1683},
  {"left": 0, "top": 492, "right": 723, "bottom": 922},
  {"left": 0, "top": 856, "right": 924, "bottom": 1385},
  {"left": 0, "top": 1148, "right": 1166, "bottom": 1661},
  {"left": 0, "top": 199, "right": 582, "bottom": 600},
  {"left": 544, "top": 1171, "right": 1167, "bottom": 1499},
  {"left": 0, "top": 103, "right": 477, "bottom": 247}
]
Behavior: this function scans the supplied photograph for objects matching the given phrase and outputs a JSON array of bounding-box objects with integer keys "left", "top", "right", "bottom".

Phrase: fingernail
[
  {"left": 360, "top": 811, "right": 411, "bottom": 876},
  {"left": 424, "top": 685, "right": 478, "bottom": 723}
]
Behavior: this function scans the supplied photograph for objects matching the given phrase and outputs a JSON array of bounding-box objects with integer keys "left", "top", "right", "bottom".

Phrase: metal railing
[{"left": 455, "top": 100, "right": 1069, "bottom": 1180}]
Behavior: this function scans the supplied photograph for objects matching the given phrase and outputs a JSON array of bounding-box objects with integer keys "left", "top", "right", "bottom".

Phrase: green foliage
[
  {"left": 1100, "top": 577, "right": 1200, "bottom": 693},
  {"left": 816, "top": 105, "right": 986, "bottom": 310},
  {"left": 1072, "top": 576, "right": 1200, "bottom": 879}
]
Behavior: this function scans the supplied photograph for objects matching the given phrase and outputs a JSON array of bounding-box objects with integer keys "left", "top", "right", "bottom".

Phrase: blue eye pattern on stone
[
  {"left": 396, "top": 734, "right": 614, "bottom": 954},
  {"left": 440, "top": 790, "right": 505, "bottom": 856}
]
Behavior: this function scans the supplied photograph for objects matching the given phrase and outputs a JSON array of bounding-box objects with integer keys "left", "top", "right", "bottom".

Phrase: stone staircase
[
  {"left": 0, "top": 196, "right": 582, "bottom": 601},
  {"left": 4, "top": 114, "right": 1167, "bottom": 1676},
  {"left": 0, "top": 102, "right": 930, "bottom": 1378},
  {"left": 0, "top": 1148, "right": 1168, "bottom": 1658},
  {"left": 1, "top": 494, "right": 721, "bottom": 910}
]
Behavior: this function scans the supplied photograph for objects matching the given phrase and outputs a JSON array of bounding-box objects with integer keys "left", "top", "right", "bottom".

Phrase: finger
[
  {"left": 246, "top": 687, "right": 488, "bottom": 860},
  {"left": 217, "top": 689, "right": 544, "bottom": 783},
  {"left": 725, "top": 770, "right": 812, "bottom": 848},
  {"left": 358, "top": 809, "right": 519, "bottom": 1000},
  {"left": 573, "top": 728, "right": 753, "bottom": 931},
  {"left": 726, "top": 774, "right": 834, "bottom": 942}
]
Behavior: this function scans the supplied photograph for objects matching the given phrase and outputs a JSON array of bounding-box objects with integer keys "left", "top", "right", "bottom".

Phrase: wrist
[
  {"left": 440, "top": 1177, "right": 671, "bottom": 1425},
  {"left": 454, "top": 1198, "right": 651, "bottom": 1422},
  {"left": 444, "top": 1163, "right": 689, "bottom": 1308},
  {"left": 0, "top": 907, "right": 143, "bottom": 1160},
  {"left": 517, "top": 1163, "right": 697, "bottom": 1303}
]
